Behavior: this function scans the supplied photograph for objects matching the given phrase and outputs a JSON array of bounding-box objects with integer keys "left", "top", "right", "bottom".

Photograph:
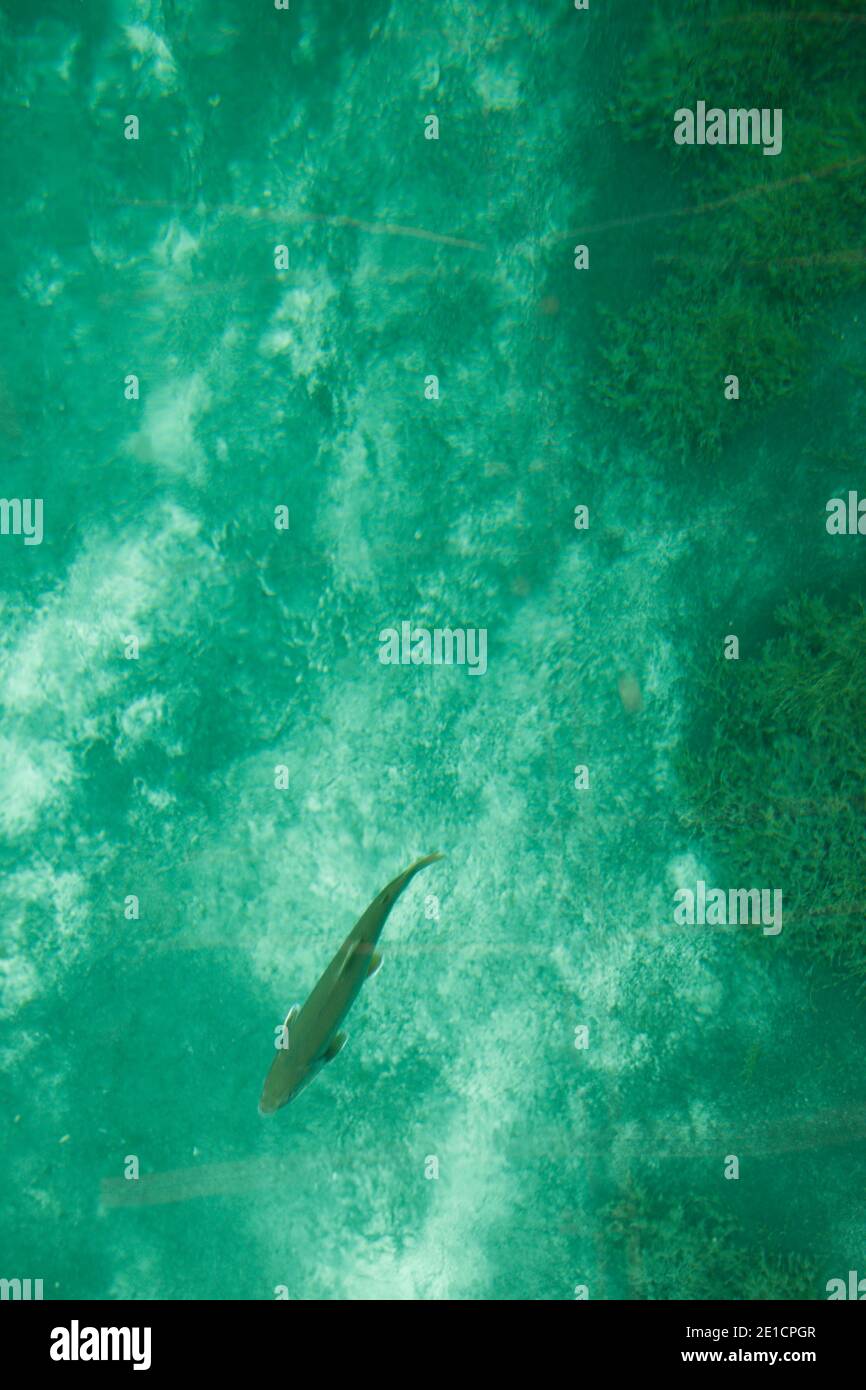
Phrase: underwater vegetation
[
  {"left": 604, "top": 1180, "right": 822, "bottom": 1300},
  {"left": 596, "top": 0, "right": 866, "bottom": 460},
  {"left": 678, "top": 594, "right": 866, "bottom": 985}
]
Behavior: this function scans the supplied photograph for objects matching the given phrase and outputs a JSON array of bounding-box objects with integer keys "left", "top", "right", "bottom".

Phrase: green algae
[
  {"left": 605, "top": 1180, "right": 822, "bottom": 1300},
  {"left": 678, "top": 595, "right": 866, "bottom": 984},
  {"left": 596, "top": 0, "right": 866, "bottom": 461}
]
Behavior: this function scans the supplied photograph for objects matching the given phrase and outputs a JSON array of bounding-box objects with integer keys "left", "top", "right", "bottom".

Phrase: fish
[{"left": 258, "top": 853, "right": 443, "bottom": 1115}]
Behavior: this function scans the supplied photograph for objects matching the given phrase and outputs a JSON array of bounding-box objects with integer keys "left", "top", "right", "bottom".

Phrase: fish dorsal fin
[{"left": 284, "top": 1004, "right": 300, "bottom": 1028}]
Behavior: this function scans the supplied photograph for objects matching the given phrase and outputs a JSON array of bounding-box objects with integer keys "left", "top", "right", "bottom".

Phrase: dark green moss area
[
  {"left": 678, "top": 595, "right": 866, "bottom": 983},
  {"left": 605, "top": 1180, "right": 822, "bottom": 1299},
  {"left": 595, "top": 0, "right": 866, "bottom": 460}
]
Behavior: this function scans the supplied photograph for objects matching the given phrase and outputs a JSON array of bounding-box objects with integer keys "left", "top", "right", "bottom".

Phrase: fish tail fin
[
  {"left": 406, "top": 851, "right": 444, "bottom": 874},
  {"left": 386, "top": 852, "right": 444, "bottom": 904}
]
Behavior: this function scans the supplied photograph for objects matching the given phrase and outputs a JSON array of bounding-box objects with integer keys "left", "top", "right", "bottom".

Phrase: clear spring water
[{"left": 1, "top": 0, "right": 864, "bottom": 1300}]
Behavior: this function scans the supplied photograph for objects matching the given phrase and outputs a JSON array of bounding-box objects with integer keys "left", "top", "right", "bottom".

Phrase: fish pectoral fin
[
  {"left": 323, "top": 1031, "right": 348, "bottom": 1062},
  {"left": 337, "top": 940, "right": 366, "bottom": 979},
  {"left": 284, "top": 1004, "right": 300, "bottom": 1028},
  {"left": 367, "top": 950, "right": 383, "bottom": 978}
]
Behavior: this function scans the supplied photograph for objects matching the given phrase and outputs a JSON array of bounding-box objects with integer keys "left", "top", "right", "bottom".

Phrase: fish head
[
  {"left": 258, "top": 1049, "right": 321, "bottom": 1114},
  {"left": 258, "top": 1048, "right": 308, "bottom": 1115}
]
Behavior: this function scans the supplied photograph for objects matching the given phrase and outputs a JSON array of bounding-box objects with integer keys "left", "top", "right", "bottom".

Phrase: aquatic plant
[
  {"left": 605, "top": 1181, "right": 822, "bottom": 1300},
  {"left": 678, "top": 595, "right": 866, "bottom": 984},
  {"left": 596, "top": 281, "right": 802, "bottom": 461},
  {"left": 613, "top": 1, "right": 865, "bottom": 155},
  {"left": 595, "top": 0, "right": 866, "bottom": 460}
]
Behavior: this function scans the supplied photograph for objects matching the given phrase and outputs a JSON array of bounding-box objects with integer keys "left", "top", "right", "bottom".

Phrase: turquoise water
[{"left": 2, "top": 1, "right": 865, "bottom": 1300}]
